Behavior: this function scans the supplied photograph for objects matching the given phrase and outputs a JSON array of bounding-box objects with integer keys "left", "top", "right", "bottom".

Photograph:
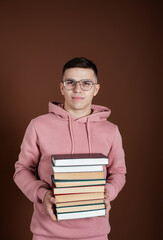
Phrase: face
[{"left": 60, "top": 68, "right": 100, "bottom": 115}]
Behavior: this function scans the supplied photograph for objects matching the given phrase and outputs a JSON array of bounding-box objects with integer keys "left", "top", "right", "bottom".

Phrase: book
[
  {"left": 56, "top": 203, "right": 105, "bottom": 213},
  {"left": 53, "top": 171, "right": 104, "bottom": 180},
  {"left": 57, "top": 209, "right": 106, "bottom": 220},
  {"left": 51, "top": 153, "right": 108, "bottom": 221},
  {"left": 52, "top": 178, "right": 106, "bottom": 188},
  {"left": 55, "top": 192, "right": 104, "bottom": 203},
  {"left": 56, "top": 199, "right": 105, "bottom": 208},
  {"left": 53, "top": 185, "right": 105, "bottom": 195},
  {"left": 52, "top": 165, "right": 103, "bottom": 173},
  {"left": 51, "top": 153, "right": 108, "bottom": 166}
]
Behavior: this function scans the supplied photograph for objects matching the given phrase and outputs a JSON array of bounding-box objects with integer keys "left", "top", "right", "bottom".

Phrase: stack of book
[{"left": 51, "top": 153, "right": 108, "bottom": 220}]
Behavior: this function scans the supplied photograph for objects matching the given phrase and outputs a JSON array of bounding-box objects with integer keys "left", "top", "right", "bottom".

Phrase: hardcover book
[
  {"left": 52, "top": 165, "right": 103, "bottom": 173},
  {"left": 57, "top": 209, "right": 106, "bottom": 220},
  {"left": 52, "top": 178, "right": 106, "bottom": 188},
  {"left": 55, "top": 192, "right": 104, "bottom": 203},
  {"left": 56, "top": 199, "right": 105, "bottom": 208},
  {"left": 53, "top": 171, "right": 105, "bottom": 180},
  {"left": 56, "top": 203, "right": 105, "bottom": 213},
  {"left": 51, "top": 153, "right": 108, "bottom": 166},
  {"left": 53, "top": 185, "right": 105, "bottom": 195}
]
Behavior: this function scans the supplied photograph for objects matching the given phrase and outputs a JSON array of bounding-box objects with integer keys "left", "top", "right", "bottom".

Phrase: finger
[
  {"left": 106, "top": 202, "right": 111, "bottom": 211},
  {"left": 104, "top": 194, "right": 109, "bottom": 199},
  {"left": 104, "top": 199, "right": 110, "bottom": 208},
  {"left": 105, "top": 204, "right": 111, "bottom": 215},
  {"left": 50, "top": 197, "right": 56, "bottom": 204},
  {"left": 104, "top": 198, "right": 111, "bottom": 209},
  {"left": 105, "top": 190, "right": 109, "bottom": 196},
  {"left": 105, "top": 209, "right": 110, "bottom": 216},
  {"left": 105, "top": 198, "right": 110, "bottom": 203},
  {"left": 49, "top": 211, "right": 57, "bottom": 222},
  {"left": 104, "top": 191, "right": 109, "bottom": 199},
  {"left": 47, "top": 206, "right": 57, "bottom": 222},
  {"left": 107, "top": 201, "right": 111, "bottom": 209}
]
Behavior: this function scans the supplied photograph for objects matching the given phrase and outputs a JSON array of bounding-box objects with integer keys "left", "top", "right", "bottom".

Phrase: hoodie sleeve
[
  {"left": 13, "top": 120, "right": 51, "bottom": 203},
  {"left": 105, "top": 125, "right": 127, "bottom": 202}
]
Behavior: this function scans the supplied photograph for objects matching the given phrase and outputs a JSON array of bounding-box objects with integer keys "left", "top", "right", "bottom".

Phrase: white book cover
[
  {"left": 51, "top": 153, "right": 108, "bottom": 166},
  {"left": 57, "top": 209, "right": 106, "bottom": 220},
  {"left": 52, "top": 165, "right": 103, "bottom": 172}
]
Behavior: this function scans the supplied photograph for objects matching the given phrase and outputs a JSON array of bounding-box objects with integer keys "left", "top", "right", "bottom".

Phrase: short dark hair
[{"left": 62, "top": 57, "right": 98, "bottom": 77}]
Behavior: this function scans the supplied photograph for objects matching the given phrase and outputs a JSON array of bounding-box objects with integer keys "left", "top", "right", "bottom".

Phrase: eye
[
  {"left": 83, "top": 81, "right": 92, "bottom": 86},
  {"left": 66, "top": 80, "right": 75, "bottom": 85}
]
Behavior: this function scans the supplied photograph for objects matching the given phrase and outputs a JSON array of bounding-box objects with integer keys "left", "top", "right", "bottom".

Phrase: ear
[
  {"left": 60, "top": 82, "right": 64, "bottom": 96},
  {"left": 93, "top": 84, "right": 100, "bottom": 96}
]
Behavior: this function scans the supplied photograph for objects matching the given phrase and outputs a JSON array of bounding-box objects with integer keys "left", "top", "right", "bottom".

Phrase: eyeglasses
[{"left": 63, "top": 79, "right": 97, "bottom": 91}]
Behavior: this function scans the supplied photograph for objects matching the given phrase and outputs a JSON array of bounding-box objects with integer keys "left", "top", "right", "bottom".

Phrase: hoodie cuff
[
  {"left": 105, "top": 183, "right": 117, "bottom": 202},
  {"left": 36, "top": 187, "right": 51, "bottom": 203}
]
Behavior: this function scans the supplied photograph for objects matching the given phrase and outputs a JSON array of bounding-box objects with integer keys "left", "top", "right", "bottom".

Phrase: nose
[{"left": 74, "top": 81, "right": 82, "bottom": 92}]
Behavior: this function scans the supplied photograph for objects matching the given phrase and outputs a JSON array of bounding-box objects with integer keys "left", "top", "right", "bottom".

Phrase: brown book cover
[
  {"left": 53, "top": 185, "right": 105, "bottom": 195},
  {"left": 53, "top": 179, "right": 106, "bottom": 188},
  {"left": 53, "top": 171, "right": 104, "bottom": 180},
  {"left": 56, "top": 199, "right": 105, "bottom": 208},
  {"left": 56, "top": 199, "right": 105, "bottom": 207},
  {"left": 51, "top": 175, "right": 106, "bottom": 188},
  {"left": 55, "top": 192, "right": 104, "bottom": 203}
]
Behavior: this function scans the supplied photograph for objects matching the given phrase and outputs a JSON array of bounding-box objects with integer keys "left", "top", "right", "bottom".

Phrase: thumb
[{"left": 50, "top": 197, "right": 56, "bottom": 204}]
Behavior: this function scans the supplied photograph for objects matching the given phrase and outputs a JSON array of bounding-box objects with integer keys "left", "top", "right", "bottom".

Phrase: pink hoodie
[{"left": 14, "top": 102, "right": 126, "bottom": 239}]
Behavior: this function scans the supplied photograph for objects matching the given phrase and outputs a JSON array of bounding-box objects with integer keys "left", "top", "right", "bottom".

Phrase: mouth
[{"left": 72, "top": 97, "right": 84, "bottom": 100}]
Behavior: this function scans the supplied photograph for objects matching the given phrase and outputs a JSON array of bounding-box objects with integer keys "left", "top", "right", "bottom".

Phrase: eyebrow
[{"left": 64, "top": 78, "right": 93, "bottom": 81}]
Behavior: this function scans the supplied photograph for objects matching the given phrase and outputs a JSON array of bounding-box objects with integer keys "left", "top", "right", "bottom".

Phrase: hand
[
  {"left": 43, "top": 190, "right": 57, "bottom": 221},
  {"left": 104, "top": 189, "right": 111, "bottom": 215}
]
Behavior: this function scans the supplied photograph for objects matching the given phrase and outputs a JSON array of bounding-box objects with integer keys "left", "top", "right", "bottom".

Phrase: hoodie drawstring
[
  {"left": 68, "top": 115, "right": 74, "bottom": 154},
  {"left": 86, "top": 118, "right": 91, "bottom": 154}
]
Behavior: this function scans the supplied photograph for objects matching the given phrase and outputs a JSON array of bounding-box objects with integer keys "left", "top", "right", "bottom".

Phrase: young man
[{"left": 14, "top": 57, "right": 126, "bottom": 240}]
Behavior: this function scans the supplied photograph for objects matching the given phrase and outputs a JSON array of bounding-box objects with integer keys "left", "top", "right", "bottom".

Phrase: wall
[{"left": 0, "top": 1, "right": 161, "bottom": 240}]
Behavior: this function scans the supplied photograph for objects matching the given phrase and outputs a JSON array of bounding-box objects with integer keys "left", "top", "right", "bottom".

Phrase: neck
[{"left": 64, "top": 105, "right": 92, "bottom": 119}]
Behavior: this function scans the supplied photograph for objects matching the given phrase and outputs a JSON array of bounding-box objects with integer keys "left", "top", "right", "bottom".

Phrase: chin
[
  {"left": 71, "top": 103, "right": 85, "bottom": 110},
  {"left": 73, "top": 106, "right": 84, "bottom": 110}
]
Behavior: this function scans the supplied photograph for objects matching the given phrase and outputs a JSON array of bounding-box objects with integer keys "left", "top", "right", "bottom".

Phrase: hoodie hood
[
  {"left": 48, "top": 101, "right": 111, "bottom": 154},
  {"left": 48, "top": 101, "right": 111, "bottom": 123}
]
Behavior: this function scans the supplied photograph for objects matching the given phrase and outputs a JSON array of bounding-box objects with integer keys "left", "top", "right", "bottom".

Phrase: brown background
[{"left": 0, "top": 1, "right": 162, "bottom": 240}]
